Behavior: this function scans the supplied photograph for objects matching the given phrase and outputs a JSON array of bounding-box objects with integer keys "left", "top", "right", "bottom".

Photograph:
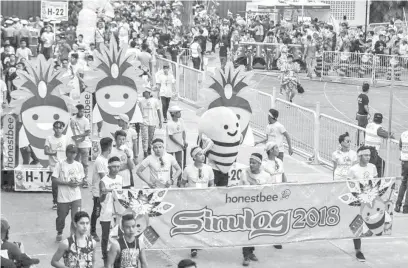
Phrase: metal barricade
[
  {"left": 321, "top": 51, "right": 375, "bottom": 83},
  {"left": 274, "top": 98, "right": 317, "bottom": 159},
  {"left": 179, "top": 48, "right": 191, "bottom": 66},
  {"left": 373, "top": 54, "right": 408, "bottom": 86},
  {"left": 178, "top": 64, "right": 203, "bottom": 105},
  {"left": 249, "top": 91, "right": 273, "bottom": 135}
]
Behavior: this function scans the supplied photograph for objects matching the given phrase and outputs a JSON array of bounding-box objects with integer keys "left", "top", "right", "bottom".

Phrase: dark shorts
[
  {"left": 356, "top": 114, "right": 368, "bottom": 128},
  {"left": 402, "top": 161, "right": 408, "bottom": 177}
]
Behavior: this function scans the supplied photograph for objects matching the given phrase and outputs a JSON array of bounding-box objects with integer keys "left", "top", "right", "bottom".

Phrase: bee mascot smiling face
[{"left": 198, "top": 107, "right": 241, "bottom": 174}]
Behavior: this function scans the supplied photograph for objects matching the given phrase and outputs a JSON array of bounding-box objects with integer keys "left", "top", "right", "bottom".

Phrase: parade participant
[
  {"left": 114, "top": 113, "right": 138, "bottom": 165},
  {"left": 364, "top": 113, "right": 394, "bottom": 177},
  {"left": 52, "top": 144, "right": 85, "bottom": 242},
  {"left": 40, "top": 25, "right": 54, "bottom": 60},
  {"left": 100, "top": 156, "right": 123, "bottom": 263},
  {"left": 178, "top": 259, "right": 196, "bottom": 268},
  {"left": 332, "top": 132, "right": 358, "bottom": 180},
  {"left": 70, "top": 104, "right": 91, "bottom": 188},
  {"left": 15, "top": 40, "right": 32, "bottom": 62},
  {"left": 255, "top": 109, "right": 293, "bottom": 160},
  {"left": 107, "top": 213, "right": 148, "bottom": 268},
  {"left": 51, "top": 211, "right": 96, "bottom": 268},
  {"left": 262, "top": 142, "right": 287, "bottom": 183},
  {"left": 303, "top": 35, "right": 317, "bottom": 79},
  {"left": 181, "top": 146, "right": 214, "bottom": 258},
  {"left": 218, "top": 36, "right": 229, "bottom": 71},
  {"left": 191, "top": 36, "right": 202, "bottom": 70},
  {"left": 356, "top": 82, "right": 370, "bottom": 145},
  {"left": 395, "top": 129, "right": 408, "bottom": 213},
  {"left": 278, "top": 53, "right": 300, "bottom": 102},
  {"left": 110, "top": 130, "right": 134, "bottom": 189},
  {"left": 136, "top": 138, "right": 181, "bottom": 189},
  {"left": 240, "top": 153, "right": 270, "bottom": 266},
  {"left": 44, "top": 121, "right": 74, "bottom": 210},
  {"left": 139, "top": 88, "right": 162, "bottom": 158},
  {"left": 347, "top": 145, "right": 378, "bottom": 262},
  {"left": 166, "top": 105, "right": 187, "bottom": 184},
  {"left": 90, "top": 137, "right": 113, "bottom": 243},
  {"left": 156, "top": 64, "right": 176, "bottom": 122}
]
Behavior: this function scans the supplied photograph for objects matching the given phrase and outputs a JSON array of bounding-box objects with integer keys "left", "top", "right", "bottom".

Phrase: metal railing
[
  {"left": 250, "top": 90, "right": 274, "bottom": 134},
  {"left": 321, "top": 51, "right": 408, "bottom": 86}
]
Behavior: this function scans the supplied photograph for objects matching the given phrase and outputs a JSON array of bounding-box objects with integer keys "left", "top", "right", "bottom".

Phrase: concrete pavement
[{"left": 2, "top": 101, "right": 408, "bottom": 268}]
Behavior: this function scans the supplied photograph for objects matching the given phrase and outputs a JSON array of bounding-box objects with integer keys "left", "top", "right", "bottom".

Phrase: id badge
[{"left": 157, "top": 171, "right": 166, "bottom": 184}]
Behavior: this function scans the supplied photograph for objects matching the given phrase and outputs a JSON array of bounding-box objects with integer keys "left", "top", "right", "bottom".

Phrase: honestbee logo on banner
[{"left": 2, "top": 114, "right": 17, "bottom": 170}]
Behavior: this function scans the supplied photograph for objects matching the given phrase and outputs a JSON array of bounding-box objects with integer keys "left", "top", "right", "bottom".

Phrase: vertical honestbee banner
[
  {"left": 113, "top": 178, "right": 400, "bottom": 250},
  {"left": 2, "top": 114, "right": 18, "bottom": 170}
]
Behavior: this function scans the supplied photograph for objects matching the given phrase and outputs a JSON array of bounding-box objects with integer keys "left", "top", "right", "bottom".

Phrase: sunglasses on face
[
  {"left": 159, "top": 157, "right": 165, "bottom": 167},
  {"left": 343, "top": 140, "right": 351, "bottom": 143},
  {"left": 198, "top": 168, "right": 203, "bottom": 179}
]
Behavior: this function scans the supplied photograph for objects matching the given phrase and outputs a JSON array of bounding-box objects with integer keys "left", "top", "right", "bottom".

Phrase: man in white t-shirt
[
  {"left": 44, "top": 121, "right": 74, "bottom": 210},
  {"left": 52, "top": 144, "right": 84, "bottom": 242},
  {"left": 139, "top": 88, "right": 162, "bottom": 158},
  {"left": 255, "top": 109, "right": 293, "bottom": 160},
  {"left": 99, "top": 156, "right": 123, "bottom": 262},
  {"left": 114, "top": 113, "right": 138, "bottom": 164},
  {"left": 347, "top": 145, "right": 378, "bottom": 263},
  {"left": 136, "top": 138, "right": 181, "bottom": 188},
  {"left": 262, "top": 142, "right": 287, "bottom": 183},
  {"left": 15, "top": 40, "right": 32, "bottom": 62},
  {"left": 70, "top": 104, "right": 91, "bottom": 187},
  {"left": 41, "top": 25, "right": 54, "bottom": 60},
  {"left": 166, "top": 105, "right": 187, "bottom": 185},
  {"left": 110, "top": 130, "right": 134, "bottom": 189},
  {"left": 90, "top": 137, "right": 113, "bottom": 243},
  {"left": 156, "top": 64, "right": 176, "bottom": 122}
]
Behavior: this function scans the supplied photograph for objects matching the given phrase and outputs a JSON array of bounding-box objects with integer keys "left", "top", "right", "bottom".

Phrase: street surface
[{"left": 2, "top": 101, "right": 408, "bottom": 268}]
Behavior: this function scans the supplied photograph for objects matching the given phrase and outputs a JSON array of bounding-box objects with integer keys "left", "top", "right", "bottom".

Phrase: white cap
[
  {"left": 5, "top": 20, "right": 13, "bottom": 24},
  {"left": 21, "top": 20, "right": 28, "bottom": 25},
  {"left": 265, "top": 141, "right": 278, "bottom": 152},
  {"left": 168, "top": 105, "right": 182, "bottom": 113},
  {"left": 12, "top": 17, "right": 19, "bottom": 22},
  {"left": 114, "top": 114, "right": 130, "bottom": 123}
]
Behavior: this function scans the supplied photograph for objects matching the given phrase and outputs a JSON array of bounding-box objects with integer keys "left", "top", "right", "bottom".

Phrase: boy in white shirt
[
  {"left": 262, "top": 142, "right": 287, "bottom": 183},
  {"left": 166, "top": 105, "right": 188, "bottom": 185},
  {"left": 15, "top": 40, "right": 32, "bottom": 62},
  {"left": 52, "top": 144, "right": 85, "bottom": 242},
  {"left": 110, "top": 130, "right": 134, "bottom": 189},
  {"left": 156, "top": 64, "right": 175, "bottom": 122},
  {"left": 44, "top": 121, "right": 74, "bottom": 210}
]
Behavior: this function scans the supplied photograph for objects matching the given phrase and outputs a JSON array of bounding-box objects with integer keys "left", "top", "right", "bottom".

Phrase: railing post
[
  {"left": 175, "top": 56, "right": 181, "bottom": 101},
  {"left": 271, "top": 87, "right": 277, "bottom": 108},
  {"left": 371, "top": 55, "right": 377, "bottom": 86},
  {"left": 151, "top": 54, "right": 157, "bottom": 88},
  {"left": 313, "top": 102, "right": 321, "bottom": 165}
]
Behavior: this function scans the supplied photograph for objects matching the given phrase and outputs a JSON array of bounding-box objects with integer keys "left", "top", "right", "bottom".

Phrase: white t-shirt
[
  {"left": 15, "top": 47, "right": 32, "bottom": 61},
  {"left": 41, "top": 32, "right": 54, "bottom": 47},
  {"left": 71, "top": 116, "right": 91, "bottom": 148},
  {"left": 262, "top": 158, "right": 284, "bottom": 183},
  {"left": 139, "top": 98, "right": 160, "bottom": 126},
  {"left": 157, "top": 73, "right": 176, "bottom": 98},
  {"left": 91, "top": 155, "right": 109, "bottom": 197},
  {"left": 117, "top": 127, "right": 137, "bottom": 158},
  {"left": 182, "top": 164, "right": 214, "bottom": 188},
  {"left": 110, "top": 147, "right": 133, "bottom": 187},
  {"left": 241, "top": 168, "right": 272, "bottom": 185},
  {"left": 140, "top": 153, "right": 178, "bottom": 188},
  {"left": 348, "top": 163, "right": 378, "bottom": 180},
  {"left": 100, "top": 175, "right": 123, "bottom": 222},
  {"left": 166, "top": 119, "right": 185, "bottom": 153},
  {"left": 52, "top": 160, "right": 84, "bottom": 203},
  {"left": 44, "top": 134, "right": 74, "bottom": 170},
  {"left": 266, "top": 122, "right": 287, "bottom": 152},
  {"left": 125, "top": 47, "right": 141, "bottom": 60},
  {"left": 332, "top": 149, "right": 358, "bottom": 180}
]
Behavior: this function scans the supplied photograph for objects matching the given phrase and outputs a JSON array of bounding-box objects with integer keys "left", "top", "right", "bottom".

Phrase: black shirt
[
  {"left": 219, "top": 41, "right": 228, "bottom": 57},
  {"left": 357, "top": 93, "right": 369, "bottom": 115},
  {"left": 374, "top": 40, "right": 386, "bottom": 54},
  {"left": 197, "top": 35, "right": 207, "bottom": 51}
]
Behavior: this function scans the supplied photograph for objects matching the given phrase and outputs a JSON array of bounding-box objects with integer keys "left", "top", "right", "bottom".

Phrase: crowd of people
[{"left": 1, "top": 1, "right": 408, "bottom": 268}]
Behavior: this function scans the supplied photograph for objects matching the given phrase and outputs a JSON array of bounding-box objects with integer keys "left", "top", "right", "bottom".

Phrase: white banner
[
  {"left": 14, "top": 165, "right": 52, "bottom": 192},
  {"left": 41, "top": 1, "right": 68, "bottom": 22}
]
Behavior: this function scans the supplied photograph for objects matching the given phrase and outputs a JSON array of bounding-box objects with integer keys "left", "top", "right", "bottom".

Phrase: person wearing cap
[
  {"left": 115, "top": 113, "right": 138, "bottom": 165},
  {"left": 254, "top": 109, "right": 293, "bottom": 160},
  {"left": 156, "top": 64, "right": 176, "bottom": 122},
  {"left": 45, "top": 121, "right": 75, "bottom": 210},
  {"left": 3, "top": 20, "right": 16, "bottom": 50},
  {"left": 263, "top": 141, "right": 287, "bottom": 183},
  {"left": 52, "top": 144, "right": 85, "bottom": 242},
  {"left": 1, "top": 218, "right": 40, "bottom": 268},
  {"left": 99, "top": 156, "right": 123, "bottom": 262},
  {"left": 110, "top": 130, "right": 135, "bottom": 189},
  {"left": 137, "top": 138, "right": 182, "bottom": 188},
  {"left": 16, "top": 20, "right": 31, "bottom": 47},
  {"left": 166, "top": 105, "right": 187, "bottom": 183},
  {"left": 139, "top": 87, "right": 162, "bottom": 158},
  {"left": 347, "top": 145, "right": 378, "bottom": 262},
  {"left": 40, "top": 24, "right": 55, "bottom": 60},
  {"left": 240, "top": 153, "right": 270, "bottom": 266},
  {"left": 395, "top": 129, "right": 408, "bottom": 213},
  {"left": 15, "top": 40, "right": 32, "bottom": 63},
  {"left": 90, "top": 137, "right": 113, "bottom": 243},
  {"left": 70, "top": 104, "right": 91, "bottom": 187},
  {"left": 364, "top": 113, "right": 394, "bottom": 177},
  {"left": 356, "top": 82, "right": 370, "bottom": 144}
]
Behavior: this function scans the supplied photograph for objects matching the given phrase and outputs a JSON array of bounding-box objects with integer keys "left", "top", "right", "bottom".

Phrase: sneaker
[
  {"left": 274, "top": 245, "right": 282, "bottom": 249},
  {"left": 56, "top": 234, "right": 63, "bottom": 242},
  {"left": 191, "top": 249, "right": 198, "bottom": 258},
  {"left": 356, "top": 251, "right": 366, "bottom": 262},
  {"left": 248, "top": 253, "right": 258, "bottom": 261},
  {"left": 91, "top": 233, "right": 100, "bottom": 242},
  {"left": 242, "top": 257, "right": 250, "bottom": 266},
  {"left": 394, "top": 204, "right": 401, "bottom": 213},
  {"left": 52, "top": 204, "right": 57, "bottom": 210}
]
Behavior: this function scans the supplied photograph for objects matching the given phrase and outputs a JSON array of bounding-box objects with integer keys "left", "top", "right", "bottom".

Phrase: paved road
[{"left": 2, "top": 101, "right": 408, "bottom": 268}]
